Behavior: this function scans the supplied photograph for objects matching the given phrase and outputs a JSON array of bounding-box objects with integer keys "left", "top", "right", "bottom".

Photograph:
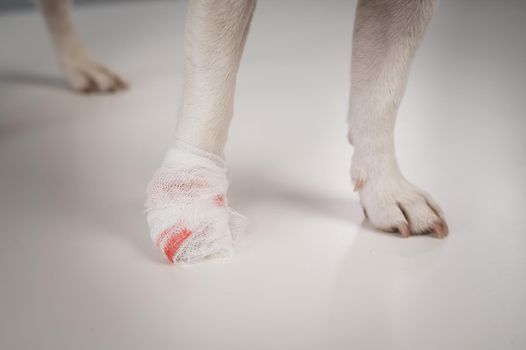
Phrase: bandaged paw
[{"left": 145, "top": 146, "right": 246, "bottom": 264}]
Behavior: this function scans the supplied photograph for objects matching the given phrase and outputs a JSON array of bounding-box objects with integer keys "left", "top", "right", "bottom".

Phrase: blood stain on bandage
[
  {"left": 156, "top": 225, "right": 193, "bottom": 263},
  {"left": 214, "top": 194, "right": 225, "bottom": 207},
  {"left": 147, "top": 171, "right": 211, "bottom": 207}
]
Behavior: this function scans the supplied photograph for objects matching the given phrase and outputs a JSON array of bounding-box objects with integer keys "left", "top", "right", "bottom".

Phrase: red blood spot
[
  {"left": 156, "top": 225, "right": 193, "bottom": 263},
  {"left": 214, "top": 194, "right": 225, "bottom": 207},
  {"left": 155, "top": 220, "right": 185, "bottom": 247}
]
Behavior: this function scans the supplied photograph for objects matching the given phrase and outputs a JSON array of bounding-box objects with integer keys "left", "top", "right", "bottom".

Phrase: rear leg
[{"left": 38, "top": 0, "right": 127, "bottom": 93}]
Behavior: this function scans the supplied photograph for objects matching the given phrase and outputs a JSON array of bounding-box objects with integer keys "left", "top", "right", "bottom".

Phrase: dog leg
[
  {"left": 146, "top": 0, "right": 256, "bottom": 263},
  {"left": 38, "top": 0, "right": 127, "bottom": 92},
  {"left": 348, "top": 0, "right": 448, "bottom": 238}
]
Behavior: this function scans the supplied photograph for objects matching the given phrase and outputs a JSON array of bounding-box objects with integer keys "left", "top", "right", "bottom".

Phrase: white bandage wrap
[{"left": 145, "top": 146, "right": 247, "bottom": 264}]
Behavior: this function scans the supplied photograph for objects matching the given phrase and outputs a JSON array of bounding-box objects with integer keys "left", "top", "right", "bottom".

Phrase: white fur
[
  {"left": 174, "top": 0, "right": 256, "bottom": 158},
  {"left": 170, "top": 0, "right": 447, "bottom": 238}
]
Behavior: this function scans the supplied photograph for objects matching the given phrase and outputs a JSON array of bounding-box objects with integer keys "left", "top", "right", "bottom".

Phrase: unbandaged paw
[
  {"left": 145, "top": 146, "right": 246, "bottom": 264},
  {"left": 352, "top": 151, "right": 448, "bottom": 238},
  {"left": 60, "top": 53, "right": 128, "bottom": 93}
]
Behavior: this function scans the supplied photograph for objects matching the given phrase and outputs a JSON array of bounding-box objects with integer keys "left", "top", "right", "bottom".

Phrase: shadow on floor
[
  {"left": 229, "top": 168, "right": 365, "bottom": 226},
  {"left": 0, "top": 70, "right": 67, "bottom": 91}
]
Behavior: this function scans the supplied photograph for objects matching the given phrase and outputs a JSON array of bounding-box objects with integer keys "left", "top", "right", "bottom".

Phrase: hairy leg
[
  {"left": 38, "top": 0, "right": 127, "bottom": 92},
  {"left": 348, "top": 0, "right": 448, "bottom": 237},
  {"left": 174, "top": 0, "right": 256, "bottom": 157},
  {"left": 146, "top": 0, "right": 256, "bottom": 263}
]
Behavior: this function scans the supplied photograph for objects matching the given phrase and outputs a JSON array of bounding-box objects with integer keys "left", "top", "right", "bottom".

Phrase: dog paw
[
  {"left": 352, "top": 155, "right": 448, "bottom": 238},
  {"left": 60, "top": 55, "right": 128, "bottom": 93},
  {"left": 145, "top": 147, "right": 246, "bottom": 264}
]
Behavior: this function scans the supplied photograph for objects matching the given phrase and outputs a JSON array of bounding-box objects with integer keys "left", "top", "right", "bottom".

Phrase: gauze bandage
[{"left": 145, "top": 146, "right": 246, "bottom": 264}]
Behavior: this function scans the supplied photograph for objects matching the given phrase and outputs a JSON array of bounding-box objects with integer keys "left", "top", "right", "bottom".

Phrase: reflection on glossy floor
[{"left": 1, "top": 1, "right": 525, "bottom": 349}]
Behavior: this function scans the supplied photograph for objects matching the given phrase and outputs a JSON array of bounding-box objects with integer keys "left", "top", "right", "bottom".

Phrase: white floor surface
[{"left": 1, "top": 1, "right": 525, "bottom": 349}]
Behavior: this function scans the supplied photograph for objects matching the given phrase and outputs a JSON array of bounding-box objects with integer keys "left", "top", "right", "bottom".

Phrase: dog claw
[
  {"left": 433, "top": 221, "right": 448, "bottom": 239},
  {"left": 398, "top": 223, "right": 410, "bottom": 238},
  {"left": 353, "top": 178, "right": 364, "bottom": 192}
]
